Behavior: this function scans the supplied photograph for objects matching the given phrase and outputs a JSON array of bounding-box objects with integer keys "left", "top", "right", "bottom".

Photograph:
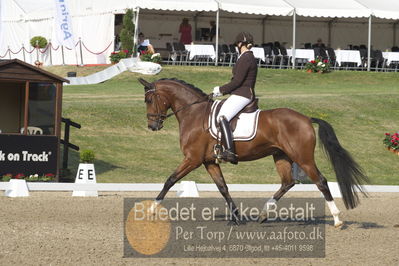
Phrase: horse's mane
[{"left": 157, "top": 78, "right": 208, "bottom": 98}]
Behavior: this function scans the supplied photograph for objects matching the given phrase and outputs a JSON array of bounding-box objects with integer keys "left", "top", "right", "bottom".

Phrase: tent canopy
[
  {"left": 359, "top": 0, "right": 399, "bottom": 20},
  {"left": 285, "top": 0, "right": 371, "bottom": 18},
  {"left": 217, "top": 0, "right": 293, "bottom": 16}
]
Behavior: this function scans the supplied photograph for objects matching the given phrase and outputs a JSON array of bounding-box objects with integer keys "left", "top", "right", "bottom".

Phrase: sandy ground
[{"left": 0, "top": 191, "right": 398, "bottom": 266}]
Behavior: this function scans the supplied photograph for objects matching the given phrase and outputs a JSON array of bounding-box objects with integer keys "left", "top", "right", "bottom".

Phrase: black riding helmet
[{"left": 235, "top": 32, "right": 254, "bottom": 46}]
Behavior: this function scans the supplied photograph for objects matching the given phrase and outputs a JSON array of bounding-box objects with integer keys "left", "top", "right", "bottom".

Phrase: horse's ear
[{"left": 138, "top": 78, "right": 154, "bottom": 91}]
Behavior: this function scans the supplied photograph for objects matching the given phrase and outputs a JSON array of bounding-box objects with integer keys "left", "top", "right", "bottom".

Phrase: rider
[{"left": 212, "top": 32, "right": 258, "bottom": 164}]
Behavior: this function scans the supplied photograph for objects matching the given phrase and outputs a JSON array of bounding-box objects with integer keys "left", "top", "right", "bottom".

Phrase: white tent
[{"left": 1, "top": 0, "right": 399, "bottom": 66}]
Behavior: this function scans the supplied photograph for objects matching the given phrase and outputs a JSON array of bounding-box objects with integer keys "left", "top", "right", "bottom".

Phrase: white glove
[{"left": 212, "top": 86, "right": 222, "bottom": 97}]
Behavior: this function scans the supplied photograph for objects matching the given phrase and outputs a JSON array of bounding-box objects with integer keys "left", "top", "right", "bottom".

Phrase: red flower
[
  {"left": 385, "top": 133, "right": 391, "bottom": 136},
  {"left": 45, "top": 173, "right": 55, "bottom": 177},
  {"left": 323, "top": 59, "right": 328, "bottom": 63},
  {"left": 394, "top": 142, "right": 398, "bottom": 146},
  {"left": 14, "top": 173, "right": 25, "bottom": 179},
  {"left": 310, "top": 60, "right": 316, "bottom": 64}
]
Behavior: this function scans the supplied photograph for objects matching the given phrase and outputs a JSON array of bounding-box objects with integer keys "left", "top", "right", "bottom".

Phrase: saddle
[{"left": 213, "top": 98, "right": 259, "bottom": 131}]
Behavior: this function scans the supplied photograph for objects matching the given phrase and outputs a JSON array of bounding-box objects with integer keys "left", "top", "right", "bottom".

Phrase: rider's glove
[{"left": 213, "top": 86, "right": 222, "bottom": 97}]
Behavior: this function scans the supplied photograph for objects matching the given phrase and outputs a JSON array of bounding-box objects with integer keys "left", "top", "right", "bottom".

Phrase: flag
[{"left": 54, "top": 0, "right": 75, "bottom": 49}]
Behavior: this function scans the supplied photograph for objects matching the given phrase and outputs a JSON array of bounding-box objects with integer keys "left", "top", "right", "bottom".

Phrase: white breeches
[{"left": 217, "top": 94, "right": 252, "bottom": 122}]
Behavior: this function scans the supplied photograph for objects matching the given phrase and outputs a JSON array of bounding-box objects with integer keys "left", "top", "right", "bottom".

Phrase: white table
[
  {"left": 287, "top": 49, "right": 314, "bottom": 63},
  {"left": 250, "top": 47, "right": 265, "bottom": 62},
  {"left": 185, "top": 44, "right": 215, "bottom": 60},
  {"left": 382, "top": 52, "right": 399, "bottom": 66},
  {"left": 335, "top": 50, "right": 362, "bottom": 66}
]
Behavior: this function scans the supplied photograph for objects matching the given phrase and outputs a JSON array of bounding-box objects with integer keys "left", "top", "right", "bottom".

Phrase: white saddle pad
[{"left": 208, "top": 100, "right": 261, "bottom": 141}]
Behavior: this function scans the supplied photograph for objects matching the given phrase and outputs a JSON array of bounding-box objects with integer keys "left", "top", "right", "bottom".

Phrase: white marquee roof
[
  {"left": 285, "top": 0, "right": 371, "bottom": 18},
  {"left": 358, "top": 0, "right": 399, "bottom": 20},
  {"left": 3, "top": 0, "right": 399, "bottom": 20},
  {"left": 217, "top": 0, "right": 294, "bottom": 16}
]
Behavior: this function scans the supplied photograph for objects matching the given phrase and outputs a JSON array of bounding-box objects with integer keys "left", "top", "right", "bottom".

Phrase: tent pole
[
  {"left": 215, "top": 8, "right": 219, "bottom": 66},
  {"left": 292, "top": 10, "right": 296, "bottom": 69},
  {"left": 367, "top": 15, "right": 371, "bottom": 72},
  {"left": 133, "top": 7, "right": 140, "bottom": 56},
  {"left": 394, "top": 22, "right": 397, "bottom": 47}
]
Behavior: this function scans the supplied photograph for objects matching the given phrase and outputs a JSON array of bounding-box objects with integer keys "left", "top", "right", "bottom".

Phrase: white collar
[{"left": 237, "top": 50, "right": 250, "bottom": 60}]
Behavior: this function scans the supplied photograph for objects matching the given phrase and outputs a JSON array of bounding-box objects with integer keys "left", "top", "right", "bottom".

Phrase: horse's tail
[{"left": 311, "top": 117, "right": 369, "bottom": 209}]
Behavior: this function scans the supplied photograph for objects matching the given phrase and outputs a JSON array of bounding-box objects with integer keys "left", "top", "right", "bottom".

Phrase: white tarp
[
  {"left": 136, "top": 0, "right": 218, "bottom": 12},
  {"left": 217, "top": 0, "right": 293, "bottom": 16},
  {"left": 1, "top": 0, "right": 399, "bottom": 65},
  {"left": 358, "top": 0, "right": 399, "bottom": 20},
  {"left": 285, "top": 0, "right": 371, "bottom": 18}
]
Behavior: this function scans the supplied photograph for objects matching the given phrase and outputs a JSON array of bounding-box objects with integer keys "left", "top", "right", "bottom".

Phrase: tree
[{"left": 120, "top": 9, "right": 135, "bottom": 51}]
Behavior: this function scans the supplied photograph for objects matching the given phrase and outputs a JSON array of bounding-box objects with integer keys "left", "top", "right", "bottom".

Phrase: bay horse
[{"left": 139, "top": 78, "right": 368, "bottom": 227}]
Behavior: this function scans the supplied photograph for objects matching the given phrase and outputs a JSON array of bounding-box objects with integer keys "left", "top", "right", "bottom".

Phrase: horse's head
[{"left": 139, "top": 78, "right": 170, "bottom": 131}]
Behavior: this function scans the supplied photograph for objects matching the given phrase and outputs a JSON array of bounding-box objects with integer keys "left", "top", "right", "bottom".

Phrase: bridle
[{"left": 145, "top": 88, "right": 212, "bottom": 126}]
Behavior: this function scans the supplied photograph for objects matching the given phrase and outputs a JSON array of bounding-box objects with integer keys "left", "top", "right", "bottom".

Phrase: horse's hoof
[
  {"left": 334, "top": 221, "right": 343, "bottom": 228},
  {"left": 258, "top": 212, "right": 268, "bottom": 224}
]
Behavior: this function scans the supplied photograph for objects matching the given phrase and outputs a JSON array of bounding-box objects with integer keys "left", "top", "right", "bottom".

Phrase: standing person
[
  {"left": 212, "top": 32, "right": 258, "bottom": 164},
  {"left": 209, "top": 21, "right": 216, "bottom": 42},
  {"left": 179, "top": 18, "right": 192, "bottom": 44}
]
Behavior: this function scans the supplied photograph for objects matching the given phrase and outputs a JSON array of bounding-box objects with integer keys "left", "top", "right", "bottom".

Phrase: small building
[{"left": 0, "top": 59, "right": 69, "bottom": 180}]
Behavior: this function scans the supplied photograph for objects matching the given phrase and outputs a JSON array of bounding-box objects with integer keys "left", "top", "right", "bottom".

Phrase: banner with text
[
  {"left": 124, "top": 198, "right": 326, "bottom": 258},
  {"left": 0, "top": 135, "right": 58, "bottom": 176},
  {"left": 54, "top": 0, "right": 75, "bottom": 49}
]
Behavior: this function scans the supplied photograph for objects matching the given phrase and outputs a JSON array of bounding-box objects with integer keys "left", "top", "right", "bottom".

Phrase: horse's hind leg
[
  {"left": 298, "top": 161, "right": 343, "bottom": 227},
  {"left": 259, "top": 153, "right": 295, "bottom": 223}
]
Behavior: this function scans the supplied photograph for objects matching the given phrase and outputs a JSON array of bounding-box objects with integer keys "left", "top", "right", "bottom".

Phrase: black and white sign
[{"left": 0, "top": 135, "right": 58, "bottom": 176}]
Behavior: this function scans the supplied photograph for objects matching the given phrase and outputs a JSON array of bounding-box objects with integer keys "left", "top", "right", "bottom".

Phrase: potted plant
[
  {"left": 383, "top": 132, "right": 399, "bottom": 155},
  {"left": 80, "top": 149, "right": 95, "bottom": 163},
  {"left": 30, "top": 36, "right": 48, "bottom": 48}
]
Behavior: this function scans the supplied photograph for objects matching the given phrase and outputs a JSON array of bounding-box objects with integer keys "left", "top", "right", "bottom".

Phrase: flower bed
[
  {"left": 140, "top": 51, "right": 161, "bottom": 64},
  {"left": 305, "top": 58, "right": 331, "bottom": 73},
  {"left": 109, "top": 49, "right": 133, "bottom": 64}
]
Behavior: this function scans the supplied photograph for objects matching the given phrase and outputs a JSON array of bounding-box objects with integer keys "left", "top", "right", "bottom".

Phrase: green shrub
[
  {"left": 120, "top": 9, "right": 135, "bottom": 51},
  {"left": 80, "top": 150, "right": 95, "bottom": 163},
  {"left": 30, "top": 36, "right": 48, "bottom": 48}
]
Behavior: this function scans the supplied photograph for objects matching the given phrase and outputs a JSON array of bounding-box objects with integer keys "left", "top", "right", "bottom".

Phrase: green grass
[{"left": 45, "top": 65, "right": 399, "bottom": 185}]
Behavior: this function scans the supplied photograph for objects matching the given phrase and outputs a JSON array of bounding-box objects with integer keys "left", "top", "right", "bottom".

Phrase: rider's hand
[{"left": 213, "top": 86, "right": 222, "bottom": 97}]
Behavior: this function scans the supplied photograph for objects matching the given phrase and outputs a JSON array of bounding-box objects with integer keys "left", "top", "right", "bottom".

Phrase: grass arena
[{"left": 1, "top": 65, "right": 399, "bottom": 265}]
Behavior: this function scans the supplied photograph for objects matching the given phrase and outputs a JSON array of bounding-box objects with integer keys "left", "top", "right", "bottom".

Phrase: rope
[
  {"left": 39, "top": 45, "right": 50, "bottom": 54},
  {"left": 50, "top": 43, "right": 60, "bottom": 51},
  {"left": 82, "top": 41, "right": 113, "bottom": 55},
  {"left": 9, "top": 47, "right": 24, "bottom": 54},
  {"left": 0, "top": 49, "right": 10, "bottom": 58},
  {"left": 64, "top": 40, "right": 80, "bottom": 50},
  {"left": 23, "top": 46, "right": 36, "bottom": 54}
]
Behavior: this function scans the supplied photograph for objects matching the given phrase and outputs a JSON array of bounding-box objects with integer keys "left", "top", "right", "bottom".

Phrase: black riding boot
[{"left": 219, "top": 116, "right": 238, "bottom": 165}]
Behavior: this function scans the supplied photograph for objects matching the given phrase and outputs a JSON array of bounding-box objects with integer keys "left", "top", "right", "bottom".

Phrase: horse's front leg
[
  {"left": 149, "top": 157, "right": 201, "bottom": 212},
  {"left": 204, "top": 162, "right": 241, "bottom": 225}
]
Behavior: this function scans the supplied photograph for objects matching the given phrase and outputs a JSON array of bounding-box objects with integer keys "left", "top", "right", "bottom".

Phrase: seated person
[
  {"left": 313, "top": 38, "right": 325, "bottom": 48},
  {"left": 137, "top": 32, "right": 155, "bottom": 54}
]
